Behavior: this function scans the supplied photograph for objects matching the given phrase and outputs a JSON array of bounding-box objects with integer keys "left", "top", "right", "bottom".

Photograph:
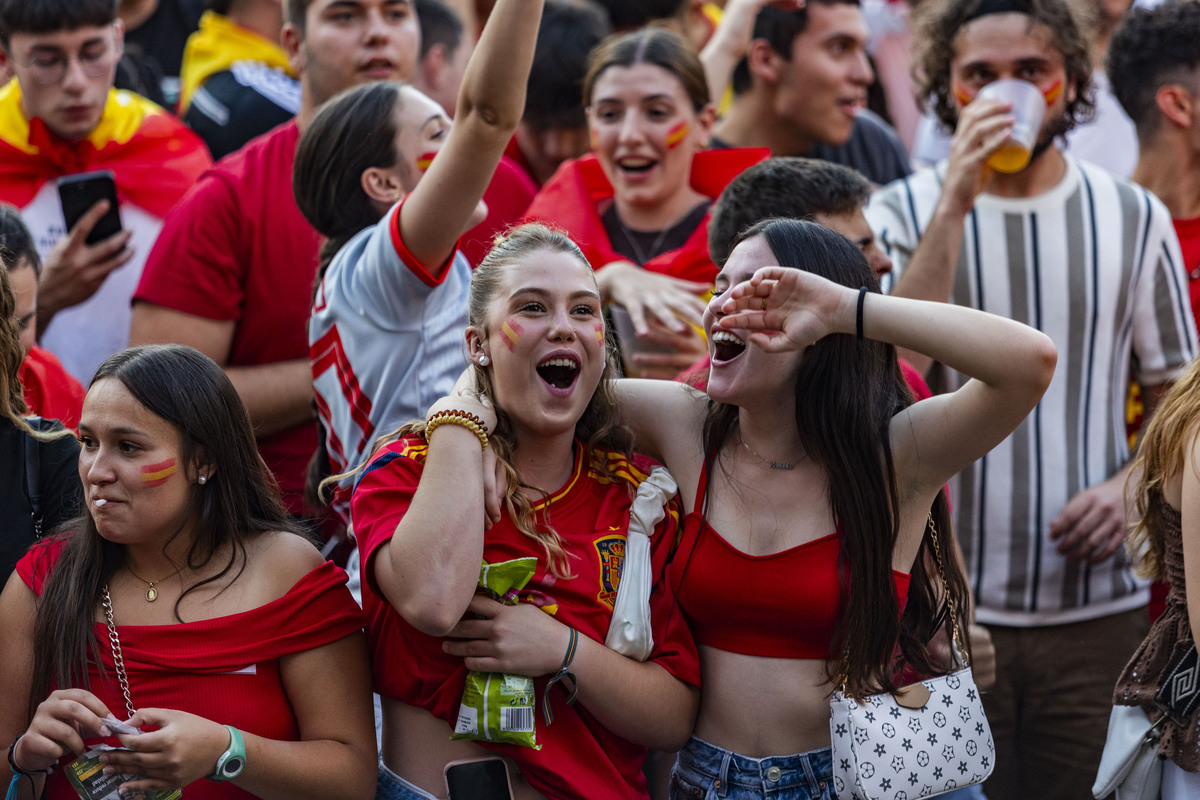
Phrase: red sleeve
[
  {"left": 20, "top": 346, "right": 86, "bottom": 429},
  {"left": 133, "top": 168, "right": 246, "bottom": 322},
  {"left": 646, "top": 493, "right": 701, "bottom": 688},
  {"left": 16, "top": 536, "right": 68, "bottom": 595},
  {"left": 349, "top": 440, "right": 426, "bottom": 596}
]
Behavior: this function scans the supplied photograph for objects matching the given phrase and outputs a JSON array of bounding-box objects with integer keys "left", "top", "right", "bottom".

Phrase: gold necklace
[{"left": 126, "top": 563, "right": 181, "bottom": 602}]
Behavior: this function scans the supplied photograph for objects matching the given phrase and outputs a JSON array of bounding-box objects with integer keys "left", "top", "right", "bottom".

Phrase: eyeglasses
[{"left": 17, "top": 39, "right": 118, "bottom": 86}]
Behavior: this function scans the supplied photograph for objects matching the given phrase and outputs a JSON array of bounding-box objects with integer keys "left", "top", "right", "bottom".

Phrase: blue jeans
[
  {"left": 377, "top": 761, "right": 441, "bottom": 800},
  {"left": 669, "top": 736, "right": 835, "bottom": 800}
]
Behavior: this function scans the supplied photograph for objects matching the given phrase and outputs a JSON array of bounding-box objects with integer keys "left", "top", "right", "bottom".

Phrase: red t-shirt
[
  {"left": 133, "top": 121, "right": 320, "bottom": 514},
  {"left": 17, "top": 536, "right": 364, "bottom": 800},
  {"left": 1176, "top": 215, "right": 1200, "bottom": 334},
  {"left": 20, "top": 345, "right": 86, "bottom": 429},
  {"left": 352, "top": 435, "right": 700, "bottom": 800}
]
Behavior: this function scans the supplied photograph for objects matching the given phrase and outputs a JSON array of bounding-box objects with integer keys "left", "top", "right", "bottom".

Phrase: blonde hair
[
  {"left": 330, "top": 223, "right": 634, "bottom": 577},
  {"left": 1128, "top": 357, "right": 1200, "bottom": 579}
]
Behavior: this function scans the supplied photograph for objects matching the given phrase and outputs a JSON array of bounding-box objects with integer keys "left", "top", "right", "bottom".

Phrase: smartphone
[
  {"left": 57, "top": 170, "right": 123, "bottom": 245},
  {"left": 444, "top": 757, "right": 515, "bottom": 800}
]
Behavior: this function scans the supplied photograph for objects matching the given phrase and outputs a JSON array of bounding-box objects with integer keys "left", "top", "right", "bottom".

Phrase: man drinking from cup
[{"left": 863, "top": 0, "right": 1198, "bottom": 797}]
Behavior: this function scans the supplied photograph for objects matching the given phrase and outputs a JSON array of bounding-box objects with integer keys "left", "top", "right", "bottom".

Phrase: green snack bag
[{"left": 451, "top": 557, "right": 540, "bottom": 748}]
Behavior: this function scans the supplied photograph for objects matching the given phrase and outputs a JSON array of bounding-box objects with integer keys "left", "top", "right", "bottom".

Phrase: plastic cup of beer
[{"left": 977, "top": 79, "right": 1045, "bottom": 173}]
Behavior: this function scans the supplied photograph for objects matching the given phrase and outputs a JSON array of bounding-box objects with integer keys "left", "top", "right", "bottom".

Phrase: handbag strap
[{"left": 836, "top": 512, "right": 968, "bottom": 693}]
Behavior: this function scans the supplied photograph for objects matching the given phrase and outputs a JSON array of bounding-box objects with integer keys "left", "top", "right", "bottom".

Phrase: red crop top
[{"left": 670, "top": 463, "right": 912, "bottom": 659}]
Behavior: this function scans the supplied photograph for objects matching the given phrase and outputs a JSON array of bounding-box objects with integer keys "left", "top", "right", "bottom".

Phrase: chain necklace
[
  {"left": 738, "top": 432, "right": 798, "bottom": 470},
  {"left": 126, "top": 563, "right": 180, "bottom": 602},
  {"left": 613, "top": 213, "right": 671, "bottom": 267},
  {"left": 101, "top": 586, "right": 137, "bottom": 719}
]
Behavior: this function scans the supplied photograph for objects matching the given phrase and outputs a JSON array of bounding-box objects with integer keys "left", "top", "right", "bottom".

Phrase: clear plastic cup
[{"left": 977, "top": 79, "right": 1046, "bottom": 173}]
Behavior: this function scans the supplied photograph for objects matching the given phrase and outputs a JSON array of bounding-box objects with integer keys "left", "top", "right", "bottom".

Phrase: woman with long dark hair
[
  {"left": 349, "top": 223, "right": 700, "bottom": 800},
  {"left": 598, "top": 218, "right": 1056, "bottom": 798},
  {"left": 0, "top": 344, "right": 375, "bottom": 800}
]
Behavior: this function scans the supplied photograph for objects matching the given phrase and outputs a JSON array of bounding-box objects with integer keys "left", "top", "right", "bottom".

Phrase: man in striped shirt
[{"left": 865, "top": 0, "right": 1198, "bottom": 796}]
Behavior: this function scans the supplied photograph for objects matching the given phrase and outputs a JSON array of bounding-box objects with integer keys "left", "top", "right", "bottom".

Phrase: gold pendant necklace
[{"left": 126, "top": 563, "right": 180, "bottom": 602}]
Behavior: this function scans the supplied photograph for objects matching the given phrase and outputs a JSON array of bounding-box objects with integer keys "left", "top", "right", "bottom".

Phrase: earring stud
[
  {"left": 479, "top": 355, "right": 490, "bottom": 366},
  {"left": 198, "top": 476, "right": 207, "bottom": 485}
]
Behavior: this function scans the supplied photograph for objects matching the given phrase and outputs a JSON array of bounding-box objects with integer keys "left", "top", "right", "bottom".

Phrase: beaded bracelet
[
  {"left": 425, "top": 410, "right": 489, "bottom": 450},
  {"left": 542, "top": 627, "right": 580, "bottom": 725}
]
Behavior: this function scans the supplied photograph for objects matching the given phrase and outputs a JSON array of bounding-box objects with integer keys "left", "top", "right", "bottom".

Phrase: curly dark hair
[
  {"left": 913, "top": 0, "right": 1094, "bottom": 133},
  {"left": 1106, "top": 0, "right": 1200, "bottom": 138}
]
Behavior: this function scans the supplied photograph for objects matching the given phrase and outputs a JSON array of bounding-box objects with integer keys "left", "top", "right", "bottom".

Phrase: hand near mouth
[{"left": 718, "top": 267, "right": 851, "bottom": 351}]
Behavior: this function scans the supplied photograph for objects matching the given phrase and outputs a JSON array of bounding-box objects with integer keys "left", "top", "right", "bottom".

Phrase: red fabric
[
  {"left": 523, "top": 148, "right": 769, "bottom": 283},
  {"left": 17, "top": 537, "right": 364, "bottom": 800},
  {"left": 352, "top": 435, "right": 700, "bottom": 800},
  {"left": 133, "top": 122, "right": 320, "bottom": 515},
  {"left": 0, "top": 88, "right": 210, "bottom": 219},
  {"left": 1177, "top": 215, "right": 1200, "bottom": 335},
  {"left": 503, "top": 136, "right": 538, "bottom": 187},
  {"left": 20, "top": 345, "right": 85, "bottom": 429},
  {"left": 459, "top": 154, "right": 538, "bottom": 267},
  {"left": 672, "top": 462, "right": 911, "bottom": 659}
]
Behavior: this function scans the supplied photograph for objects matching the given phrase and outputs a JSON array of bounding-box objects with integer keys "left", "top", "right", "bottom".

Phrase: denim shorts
[
  {"left": 377, "top": 761, "right": 442, "bottom": 800},
  {"left": 669, "top": 736, "right": 835, "bottom": 800}
]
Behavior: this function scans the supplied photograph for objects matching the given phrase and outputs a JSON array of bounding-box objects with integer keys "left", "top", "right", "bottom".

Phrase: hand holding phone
[{"left": 57, "top": 171, "right": 123, "bottom": 245}]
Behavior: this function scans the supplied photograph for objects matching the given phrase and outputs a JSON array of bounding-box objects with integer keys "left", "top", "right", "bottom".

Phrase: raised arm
[
  {"left": 699, "top": 0, "right": 803, "bottom": 105},
  {"left": 399, "top": 0, "right": 544, "bottom": 269},
  {"left": 721, "top": 268, "right": 1056, "bottom": 505}
]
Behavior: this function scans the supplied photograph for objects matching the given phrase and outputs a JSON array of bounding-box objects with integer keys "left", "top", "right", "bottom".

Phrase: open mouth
[
  {"left": 711, "top": 330, "right": 746, "bottom": 363},
  {"left": 360, "top": 58, "right": 396, "bottom": 73},
  {"left": 536, "top": 356, "right": 580, "bottom": 389},
  {"left": 617, "top": 157, "right": 657, "bottom": 174}
]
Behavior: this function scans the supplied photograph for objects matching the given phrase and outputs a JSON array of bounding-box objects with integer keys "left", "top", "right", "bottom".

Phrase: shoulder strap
[{"left": 23, "top": 416, "right": 44, "bottom": 538}]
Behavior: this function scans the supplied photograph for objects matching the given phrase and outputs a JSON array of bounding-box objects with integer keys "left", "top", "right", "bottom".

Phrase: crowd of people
[{"left": 0, "top": 0, "right": 1198, "bottom": 798}]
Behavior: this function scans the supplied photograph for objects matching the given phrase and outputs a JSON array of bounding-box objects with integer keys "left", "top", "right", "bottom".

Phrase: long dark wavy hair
[
  {"left": 29, "top": 345, "right": 300, "bottom": 717},
  {"left": 702, "top": 219, "right": 968, "bottom": 697}
]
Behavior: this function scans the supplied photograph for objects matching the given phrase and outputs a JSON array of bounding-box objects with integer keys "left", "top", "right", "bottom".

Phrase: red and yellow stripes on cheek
[
  {"left": 416, "top": 152, "right": 437, "bottom": 173},
  {"left": 500, "top": 320, "right": 524, "bottom": 351},
  {"left": 952, "top": 80, "right": 976, "bottom": 107},
  {"left": 141, "top": 458, "right": 178, "bottom": 488},
  {"left": 665, "top": 121, "right": 689, "bottom": 149},
  {"left": 592, "top": 323, "right": 605, "bottom": 344},
  {"left": 1041, "top": 79, "right": 1063, "bottom": 106}
]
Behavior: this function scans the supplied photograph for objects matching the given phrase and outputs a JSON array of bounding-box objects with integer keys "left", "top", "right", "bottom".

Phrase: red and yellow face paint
[
  {"left": 592, "top": 322, "right": 605, "bottom": 344},
  {"left": 665, "top": 120, "right": 689, "bottom": 149},
  {"left": 416, "top": 151, "right": 437, "bottom": 174},
  {"left": 141, "top": 458, "right": 178, "bottom": 488},
  {"left": 500, "top": 320, "right": 524, "bottom": 351},
  {"left": 1040, "top": 79, "right": 1063, "bottom": 106}
]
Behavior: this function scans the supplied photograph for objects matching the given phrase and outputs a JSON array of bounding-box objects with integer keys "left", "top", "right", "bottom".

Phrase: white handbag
[
  {"left": 1092, "top": 704, "right": 1164, "bottom": 800},
  {"left": 829, "top": 515, "right": 995, "bottom": 800}
]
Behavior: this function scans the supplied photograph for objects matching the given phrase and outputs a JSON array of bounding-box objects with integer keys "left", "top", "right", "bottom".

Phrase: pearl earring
[
  {"left": 198, "top": 476, "right": 207, "bottom": 485},
  {"left": 479, "top": 355, "right": 490, "bottom": 366}
]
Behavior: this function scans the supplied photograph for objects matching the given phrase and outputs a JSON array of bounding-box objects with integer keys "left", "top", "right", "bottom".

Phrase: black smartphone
[
  {"left": 444, "top": 757, "right": 515, "bottom": 800},
  {"left": 57, "top": 170, "right": 123, "bottom": 245}
]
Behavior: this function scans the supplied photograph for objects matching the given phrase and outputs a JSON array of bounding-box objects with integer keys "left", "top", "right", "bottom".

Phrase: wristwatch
[{"left": 208, "top": 725, "right": 246, "bottom": 782}]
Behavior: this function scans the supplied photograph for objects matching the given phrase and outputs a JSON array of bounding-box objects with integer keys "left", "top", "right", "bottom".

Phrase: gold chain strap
[
  {"left": 836, "top": 512, "right": 968, "bottom": 695},
  {"left": 101, "top": 586, "right": 137, "bottom": 720}
]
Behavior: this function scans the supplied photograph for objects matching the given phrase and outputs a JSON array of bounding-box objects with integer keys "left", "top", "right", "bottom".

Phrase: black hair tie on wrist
[{"left": 857, "top": 286, "right": 869, "bottom": 342}]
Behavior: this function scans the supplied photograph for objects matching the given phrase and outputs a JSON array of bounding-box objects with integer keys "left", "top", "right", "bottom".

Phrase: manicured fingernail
[
  {"left": 104, "top": 767, "right": 115, "bottom": 775},
  {"left": 100, "top": 724, "right": 111, "bottom": 737}
]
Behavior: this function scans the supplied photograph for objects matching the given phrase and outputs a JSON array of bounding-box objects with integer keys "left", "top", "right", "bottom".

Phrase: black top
[
  {"left": 1, "top": 418, "right": 83, "bottom": 585},
  {"left": 122, "top": 0, "right": 206, "bottom": 106},
  {"left": 183, "top": 64, "right": 300, "bottom": 160},
  {"left": 600, "top": 201, "right": 710, "bottom": 266},
  {"left": 711, "top": 108, "right": 912, "bottom": 187}
]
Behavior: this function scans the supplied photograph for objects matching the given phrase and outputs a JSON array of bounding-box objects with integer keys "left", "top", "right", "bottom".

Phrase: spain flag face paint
[
  {"left": 592, "top": 323, "right": 605, "bottom": 344},
  {"left": 416, "top": 151, "right": 437, "bottom": 173},
  {"left": 1041, "top": 79, "right": 1063, "bottom": 106},
  {"left": 665, "top": 120, "right": 689, "bottom": 149},
  {"left": 501, "top": 320, "right": 524, "bottom": 351},
  {"left": 952, "top": 80, "right": 976, "bottom": 107},
  {"left": 141, "top": 458, "right": 178, "bottom": 488}
]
